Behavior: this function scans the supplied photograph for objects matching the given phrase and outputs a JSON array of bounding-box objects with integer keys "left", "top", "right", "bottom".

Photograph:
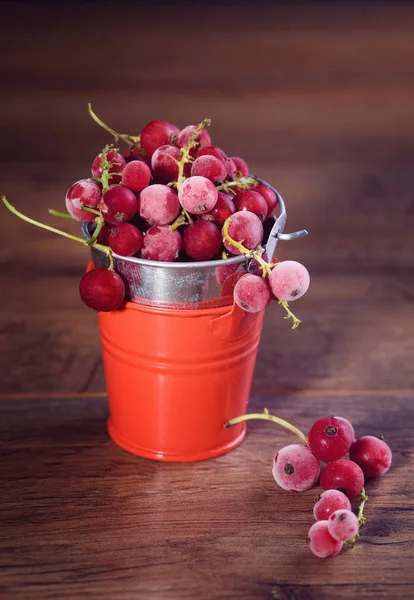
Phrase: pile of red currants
[
  {"left": 1, "top": 106, "right": 310, "bottom": 326},
  {"left": 226, "top": 411, "right": 392, "bottom": 558}
]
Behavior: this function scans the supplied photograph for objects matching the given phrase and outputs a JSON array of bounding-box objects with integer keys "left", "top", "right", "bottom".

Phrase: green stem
[
  {"left": 88, "top": 216, "right": 105, "bottom": 245},
  {"left": 169, "top": 212, "right": 187, "bottom": 231},
  {"left": 176, "top": 118, "right": 211, "bottom": 188},
  {"left": 344, "top": 488, "right": 368, "bottom": 548},
  {"left": 357, "top": 487, "right": 368, "bottom": 527},
  {"left": 2, "top": 196, "right": 113, "bottom": 263},
  {"left": 48, "top": 209, "right": 75, "bottom": 220},
  {"left": 224, "top": 408, "right": 308, "bottom": 445},
  {"left": 88, "top": 103, "right": 136, "bottom": 147},
  {"left": 80, "top": 205, "right": 101, "bottom": 216},
  {"left": 278, "top": 299, "right": 301, "bottom": 330},
  {"left": 95, "top": 143, "right": 121, "bottom": 192},
  {"left": 182, "top": 208, "right": 193, "bottom": 224},
  {"left": 222, "top": 217, "right": 272, "bottom": 277},
  {"left": 217, "top": 176, "right": 257, "bottom": 194}
]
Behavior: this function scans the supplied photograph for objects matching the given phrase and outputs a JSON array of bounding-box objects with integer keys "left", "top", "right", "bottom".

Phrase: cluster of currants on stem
[
  {"left": 225, "top": 410, "right": 392, "bottom": 558},
  {"left": 1, "top": 106, "right": 309, "bottom": 327}
]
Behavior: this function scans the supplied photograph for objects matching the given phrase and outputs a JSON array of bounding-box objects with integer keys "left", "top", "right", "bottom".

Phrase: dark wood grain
[
  {"left": 1, "top": 2, "right": 414, "bottom": 599},
  {"left": 0, "top": 393, "right": 413, "bottom": 600}
]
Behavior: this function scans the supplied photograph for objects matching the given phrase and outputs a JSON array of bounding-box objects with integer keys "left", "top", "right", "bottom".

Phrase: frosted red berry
[
  {"left": 141, "top": 225, "right": 183, "bottom": 262},
  {"left": 65, "top": 179, "right": 102, "bottom": 222},
  {"left": 178, "top": 176, "right": 218, "bottom": 214},
  {"left": 196, "top": 145, "right": 228, "bottom": 166},
  {"left": 309, "top": 521, "right": 343, "bottom": 558},
  {"left": 269, "top": 260, "right": 310, "bottom": 301},
  {"left": 191, "top": 155, "right": 227, "bottom": 183},
  {"left": 139, "top": 184, "right": 180, "bottom": 225},
  {"left": 233, "top": 274, "right": 272, "bottom": 313},
  {"left": 313, "top": 489, "right": 351, "bottom": 521},
  {"left": 328, "top": 510, "right": 359, "bottom": 542},
  {"left": 272, "top": 444, "right": 320, "bottom": 492},
  {"left": 222, "top": 211, "right": 264, "bottom": 255}
]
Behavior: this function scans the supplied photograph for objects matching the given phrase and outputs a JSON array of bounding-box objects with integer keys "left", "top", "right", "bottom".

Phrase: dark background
[{"left": 1, "top": 0, "right": 414, "bottom": 394}]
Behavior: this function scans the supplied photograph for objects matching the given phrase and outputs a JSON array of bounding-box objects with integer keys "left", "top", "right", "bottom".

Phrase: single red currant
[
  {"left": 313, "top": 490, "right": 351, "bottom": 521},
  {"left": 307, "top": 416, "right": 355, "bottom": 462},
  {"left": 308, "top": 521, "right": 343, "bottom": 558},
  {"left": 320, "top": 459, "right": 364, "bottom": 499},
  {"left": 272, "top": 444, "right": 320, "bottom": 492},
  {"left": 349, "top": 436, "right": 392, "bottom": 478},
  {"left": 327, "top": 510, "right": 359, "bottom": 542}
]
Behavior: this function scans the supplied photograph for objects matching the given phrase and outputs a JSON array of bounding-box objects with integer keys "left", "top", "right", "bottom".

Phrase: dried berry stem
[
  {"left": 88, "top": 103, "right": 137, "bottom": 148},
  {"left": 357, "top": 487, "right": 368, "bottom": 527},
  {"left": 176, "top": 118, "right": 211, "bottom": 188},
  {"left": 224, "top": 408, "right": 308, "bottom": 445},
  {"left": 222, "top": 217, "right": 272, "bottom": 276},
  {"left": 1, "top": 196, "right": 113, "bottom": 266},
  {"left": 169, "top": 212, "right": 188, "bottom": 231},
  {"left": 278, "top": 299, "right": 302, "bottom": 330},
  {"left": 48, "top": 209, "right": 75, "bottom": 219},
  {"left": 80, "top": 205, "right": 101, "bottom": 216},
  {"left": 344, "top": 488, "right": 368, "bottom": 548},
  {"left": 98, "top": 144, "right": 120, "bottom": 191},
  {"left": 217, "top": 176, "right": 257, "bottom": 195}
]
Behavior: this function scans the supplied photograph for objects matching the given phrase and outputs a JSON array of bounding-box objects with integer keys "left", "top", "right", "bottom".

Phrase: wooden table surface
[{"left": 1, "top": 2, "right": 414, "bottom": 599}]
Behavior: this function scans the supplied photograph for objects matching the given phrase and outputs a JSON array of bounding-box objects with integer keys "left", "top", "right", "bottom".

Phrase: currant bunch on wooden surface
[{"left": 225, "top": 410, "right": 392, "bottom": 558}]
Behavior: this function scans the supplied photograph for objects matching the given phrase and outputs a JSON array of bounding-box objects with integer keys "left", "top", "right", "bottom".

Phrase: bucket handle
[{"left": 261, "top": 183, "right": 308, "bottom": 261}]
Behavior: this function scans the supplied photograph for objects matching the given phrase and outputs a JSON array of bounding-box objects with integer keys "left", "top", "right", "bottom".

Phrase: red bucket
[{"left": 98, "top": 298, "right": 265, "bottom": 462}]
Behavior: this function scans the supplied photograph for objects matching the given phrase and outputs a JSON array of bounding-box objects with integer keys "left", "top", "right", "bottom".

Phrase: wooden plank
[{"left": 0, "top": 393, "right": 412, "bottom": 599}]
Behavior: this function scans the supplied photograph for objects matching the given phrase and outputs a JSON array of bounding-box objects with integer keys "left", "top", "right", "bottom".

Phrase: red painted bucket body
[{"left": 97, "top": 300, "right": 264, "bottom": 462}]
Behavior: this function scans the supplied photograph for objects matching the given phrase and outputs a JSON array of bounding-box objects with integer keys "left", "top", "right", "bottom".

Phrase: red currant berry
[
  {"left": 308, "top": 416, "right": 355, "bottom": 462},
  {"left": 349, "top": 436, "right": 392, "bottom": 478},
  {"left": 313, "top": 489, "right": 351, "bottom": 521},
  {"left": 272, "top": 444, "right": 320, "bottom": 492},
  {"left": 79, "top": 268, "right": 125, "bottom": 312},
  {"left": 308, "top": 521, "right": 343, "bottom": 558},
  {"left": 327, "top": 510, "right": 359, "bottom": 542},
  {"left": 320, "top": 459, "right": 364, "bottom": 499}
]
